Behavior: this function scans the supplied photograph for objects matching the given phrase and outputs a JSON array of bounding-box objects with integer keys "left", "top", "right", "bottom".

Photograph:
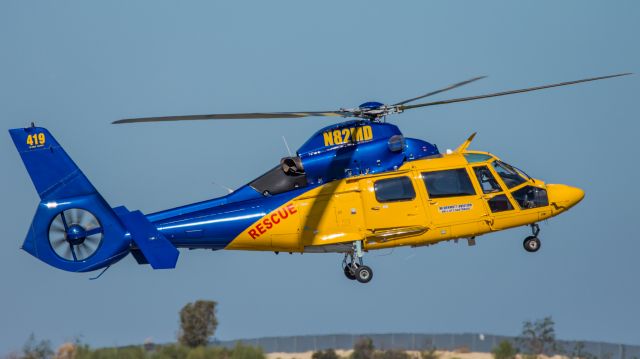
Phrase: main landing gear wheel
[
  {"left": 355, "top": 266, "right": 373, "bottom": 283},
  {"left": 342, "top": 241, "right": 373, "bottom": 284},
  {"left": 523, "top": 236, "right": 541, "bottom": 252},
  {"left": 523, "top": 223, "right": 541, "bottom": 253},
  {"left": 343, "top": 263, "right": 359, "bottom": 280}
]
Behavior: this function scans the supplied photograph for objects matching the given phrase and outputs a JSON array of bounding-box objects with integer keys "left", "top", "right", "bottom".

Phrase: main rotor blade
[
  {"left": 113, "top": 111, "right": 348, "bottom": 124},
  {"left": 393, "top": 76, "right": 486, "bottom": 106},
  {"left": 400, "top": 73, "right": 632, "bottom": 111}
]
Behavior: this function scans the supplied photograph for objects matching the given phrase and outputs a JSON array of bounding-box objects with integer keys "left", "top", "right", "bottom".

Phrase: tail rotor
[{"left": 48, "top": 208, "right": 104, "bottom": 262}]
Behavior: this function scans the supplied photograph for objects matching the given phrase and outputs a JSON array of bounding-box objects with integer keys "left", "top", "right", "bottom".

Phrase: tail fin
[
  {"left": 9, "top": 127, "right": 96, "bottom": 201},
  {"left": 9, "top": 126, "right": 178, "bottom": 272}
]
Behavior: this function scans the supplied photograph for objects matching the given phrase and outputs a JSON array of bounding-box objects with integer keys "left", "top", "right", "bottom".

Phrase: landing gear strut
[
  {"left": 523, "top": 223, "right": 541, "bottom": 253},
  {"left": 342, "top": 241, "right": 373, "bottom": 283}
]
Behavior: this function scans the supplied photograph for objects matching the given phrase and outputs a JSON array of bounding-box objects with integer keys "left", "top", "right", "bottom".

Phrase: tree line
[{"left": 4, "top": 300, "right": 612, "bottom": 359}]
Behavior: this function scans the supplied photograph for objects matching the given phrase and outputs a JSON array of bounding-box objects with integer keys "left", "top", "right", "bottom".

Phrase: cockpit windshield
[{"left": 492, "top": 161, "right": 527, "bottom": 188}]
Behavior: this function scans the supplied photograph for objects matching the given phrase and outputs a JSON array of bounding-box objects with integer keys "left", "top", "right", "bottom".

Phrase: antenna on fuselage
[
  {"left": 454, "top": 132, "right": 477, "bottom": 153},
  {"left": 212, "top": 181, "right": 234, "bottom": 194},
  {"left": 282, "top": 135, "right": 293, "bottom": 157}
]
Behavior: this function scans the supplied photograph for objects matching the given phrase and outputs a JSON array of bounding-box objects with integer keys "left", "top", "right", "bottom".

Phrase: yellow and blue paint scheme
[
  {"left": 218, "top": 148, "right": 583, "bottom": 253},
  {"left": 10, "top": 124, "right": 583, "bottom": 273}
]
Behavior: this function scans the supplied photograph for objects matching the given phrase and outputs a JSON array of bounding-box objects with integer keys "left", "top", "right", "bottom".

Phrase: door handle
[{"left": 371, "top": 206, "right": 380, "bottom": 210}]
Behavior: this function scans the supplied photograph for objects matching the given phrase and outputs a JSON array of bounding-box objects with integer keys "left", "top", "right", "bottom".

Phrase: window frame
[
  {"left": 470, "top": 164, "right": 520, "bottom": 212},
  {"left": 471, "top": 165, "right": 504, "bottom": 194}
]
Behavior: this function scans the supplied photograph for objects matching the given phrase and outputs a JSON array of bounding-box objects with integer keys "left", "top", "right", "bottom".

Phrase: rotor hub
[
  {"left": 66, "top": 224, "right": 87, "bottom": 245},
  {"left": 358, "top": 101, "right": 384, "bottom": 110}
]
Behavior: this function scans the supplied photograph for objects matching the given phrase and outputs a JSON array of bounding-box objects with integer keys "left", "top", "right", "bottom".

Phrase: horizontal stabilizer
[
  {"left": 116, "top": 209, "right": 179, "bottom": 269},
  {"left": 130, "top": 249, "right": 149, "bottom": 265}
]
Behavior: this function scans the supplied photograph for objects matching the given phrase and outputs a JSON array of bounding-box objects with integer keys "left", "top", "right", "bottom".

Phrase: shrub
[
  {"left": 491, "top": 341, "right": 517, "bottom": 359},
  {"left": 312, "top": 349, "right": 339, "bottom": 359},
  {"left": 420, "top": 348, "right": 438, "bottom": 359},
  {"left": 150, "top": 344, "right": 191, "bottom": 359},
  {"left": 352, "top": 338, "right": 375, "bottom": 359},
  {"left": 374, "top": 350, "right": 409, "bottom": 359},
  {"left": 230, "top": 342, "right": 264, "bottom": 359}
]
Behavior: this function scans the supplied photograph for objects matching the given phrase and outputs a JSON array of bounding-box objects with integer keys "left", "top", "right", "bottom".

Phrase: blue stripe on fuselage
[{"left": 146, "top": 185, "right": 316, "bottom": 250}]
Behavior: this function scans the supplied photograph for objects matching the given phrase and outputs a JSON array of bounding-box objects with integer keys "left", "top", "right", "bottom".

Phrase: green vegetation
[
  {"left": 314, "top": 337, "right": 413, "bottom": 359},
  {"left": 179, "top": 300, "right": 219, "bottom": 348},
  {"left": 6, "top": 299, "right": 261, "bottom": 359},
  {"left": 373, "top": 350, "right": 409, "bottom": 359},
  {"left": 491, "top": 341, "right": 516, "bottom": 359},
  {"left": 45, "top": 342, "right": 263, "bottom": 359},
  {"left": 419, "top": 348, "right": 438, "bottom": 359},
  {"left": 7, "top": 311, "right": 609, "bottom": 359},
  {"left": 348, "top": 337, "right": 409, "bottom": 359},
  {"left": 312, "top": 349, "right": 339, "bottom": 359},
  {"left": 22, "top": 334, "right": 54, "bottom": 359},
  {"left": 352, "top": 338, "right": 374, "bottom": 359}
]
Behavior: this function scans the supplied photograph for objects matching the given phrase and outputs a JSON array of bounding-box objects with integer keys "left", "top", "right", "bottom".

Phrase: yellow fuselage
[{"left": 226, "top": 150, "right": 584, "bottom": 253}]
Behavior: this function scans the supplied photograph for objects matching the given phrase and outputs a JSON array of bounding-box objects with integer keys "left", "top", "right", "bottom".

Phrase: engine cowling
[{"left": 295, "top": 120, "right": 439, "bottom": 184}]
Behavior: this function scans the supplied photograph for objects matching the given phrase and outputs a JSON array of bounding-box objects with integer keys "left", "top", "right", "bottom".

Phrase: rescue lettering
[
  {"left": 248, "top": 203, "right": 298, "bottom": 239},
  {"left": 323, "top": 125, "right": 373, "bottom": 147}
]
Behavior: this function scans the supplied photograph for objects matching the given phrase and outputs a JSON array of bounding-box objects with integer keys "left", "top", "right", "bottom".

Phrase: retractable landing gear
[
  {"left": 342, "top": 241, "right": 373, "bottom": 283},
  {"left": 523, "top": 223, "right": 541, "bottom": 253}
]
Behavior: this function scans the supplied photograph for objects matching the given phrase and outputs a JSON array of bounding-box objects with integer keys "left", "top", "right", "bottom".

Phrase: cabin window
[
  {"left": 422, "top": 169, "right": 476, "bottom": 198},
  {"left": 374, "top": 176, "right": 416, "bottom": 202},
  {"left": 473, "top": 166, "right": 502, "bottom": 193},
  {"left": 488, "top": 194, "right": 514, "bottom": 212},
  {"left": 492, "top": 161, "right": 527, "bottom": 188}
]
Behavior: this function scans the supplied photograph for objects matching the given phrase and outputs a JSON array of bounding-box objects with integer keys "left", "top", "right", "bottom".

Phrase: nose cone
[{"left": 547, "top": 184, "right": 585, "bottom": 211}]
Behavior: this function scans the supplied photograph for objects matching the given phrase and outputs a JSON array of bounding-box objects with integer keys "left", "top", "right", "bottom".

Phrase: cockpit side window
[
  {"left": 492, "top": 161, "right": 527, "bottom": 188},
  {"left": 473, "top": 166, "right": 502, "bottom": 194},
  {"left": 512, "top": 186, "right": 549, "bottom": 209},
  {"left": 472, "top": 165, "right": 515, "bottom": 213}
]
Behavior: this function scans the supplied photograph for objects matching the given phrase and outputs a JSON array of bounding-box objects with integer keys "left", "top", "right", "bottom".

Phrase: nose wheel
[
  {"left": 342, "top": 241, "right": 373, "bottom": 283},
  {"left": 523, "top": 223, "right": 541, "bottom": 253}
]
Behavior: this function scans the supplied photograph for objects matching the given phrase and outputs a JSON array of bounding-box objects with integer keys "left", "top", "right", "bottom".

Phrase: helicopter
[{"left": 9, "top": 72, "right": 630, "bottom": 283}]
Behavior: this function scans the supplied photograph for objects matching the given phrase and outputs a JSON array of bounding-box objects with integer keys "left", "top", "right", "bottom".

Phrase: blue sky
[{"left": 0, "top": 0, "right": 638, "bottom": 355}]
